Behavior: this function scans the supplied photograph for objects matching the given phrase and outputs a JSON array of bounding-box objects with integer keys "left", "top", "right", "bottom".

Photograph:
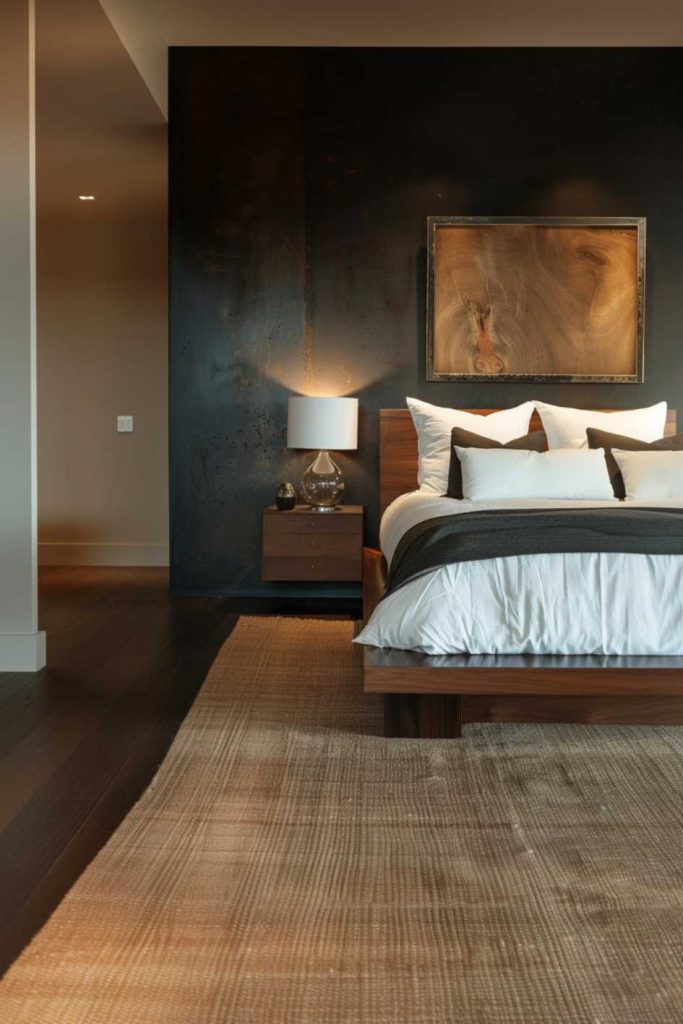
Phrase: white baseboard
[
  {"left": 0, "top": 631, "right": 46, "bottom": 672},
  {"left": 39, "top": 542, "right": 169, "bottom": 567}
]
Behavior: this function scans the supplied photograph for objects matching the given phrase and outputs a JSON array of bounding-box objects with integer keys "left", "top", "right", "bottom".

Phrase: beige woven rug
[{"left": 1, "top": 617, "right": 682, "bottom": 1023}]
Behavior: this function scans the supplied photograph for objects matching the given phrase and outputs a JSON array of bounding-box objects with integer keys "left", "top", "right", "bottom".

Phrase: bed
[{"left": 357, "top": 408, "right": 683, "bottom": 737}]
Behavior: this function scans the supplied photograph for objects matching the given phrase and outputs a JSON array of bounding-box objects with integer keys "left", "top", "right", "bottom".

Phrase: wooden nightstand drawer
[
  {"left": 264, "top": 513, "right": 361, "bottom": 537},
  {"left": 262, "top": 505, "right": 364, "bottom": 582},
  {"left": 263, "top": 531, "right": 360, "bottom": 558},
  {"left": 262, "top": 553, "right": 361, "bottom": 581}
]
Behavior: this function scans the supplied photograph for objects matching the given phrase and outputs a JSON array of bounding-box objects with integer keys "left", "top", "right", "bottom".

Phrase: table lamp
[{"left": 287, "top": 396, "right": 358, "bottom": 511}]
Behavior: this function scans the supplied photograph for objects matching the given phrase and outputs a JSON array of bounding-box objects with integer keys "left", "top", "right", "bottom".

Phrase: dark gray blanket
[{"left": 387, "top": 507, "right": 683, "bottom": 595}]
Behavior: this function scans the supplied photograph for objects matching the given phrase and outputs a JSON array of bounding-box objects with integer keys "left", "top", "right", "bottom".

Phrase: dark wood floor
[
  {"left": 0, "top": 567, "right": 360, "bottom": 977},
  {"left": 0, "top": 567, "right": 236, "bottom": 975}
]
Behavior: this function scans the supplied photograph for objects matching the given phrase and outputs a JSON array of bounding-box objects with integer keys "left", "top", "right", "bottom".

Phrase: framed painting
[{"left": 426, "top": 216, "right": 646, "bottom": 382}]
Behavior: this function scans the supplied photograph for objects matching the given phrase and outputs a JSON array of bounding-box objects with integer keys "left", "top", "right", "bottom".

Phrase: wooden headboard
[{"left": 379, "top": 407, "right": 678, "bottom": 518}]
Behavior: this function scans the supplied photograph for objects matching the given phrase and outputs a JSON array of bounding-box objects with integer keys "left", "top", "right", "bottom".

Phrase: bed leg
[{"left": 384, "top": 694, "right": 462, "bottom": 739}]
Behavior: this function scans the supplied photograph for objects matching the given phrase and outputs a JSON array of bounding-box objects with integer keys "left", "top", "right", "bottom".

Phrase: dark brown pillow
[
  {"left": 446, "top": 427, "right": 547, "bottom": 498},
  {"left": 586, "top": 428, "right": 683, "bottom": 499}
]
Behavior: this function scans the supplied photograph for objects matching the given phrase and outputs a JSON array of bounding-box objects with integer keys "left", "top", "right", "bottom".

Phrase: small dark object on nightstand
[{"left": 275, "top": 483, "right": 297, "bottom": 511}]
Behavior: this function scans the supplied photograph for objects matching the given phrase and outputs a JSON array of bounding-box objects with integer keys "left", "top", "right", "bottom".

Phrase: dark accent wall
[{"left": 170, "top": 47, "right": 683, "bottom": 595}]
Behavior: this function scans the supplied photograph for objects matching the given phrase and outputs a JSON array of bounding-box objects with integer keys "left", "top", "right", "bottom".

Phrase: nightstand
[{"left": 262, "top": 505, "right": 364, "bottom": 582}]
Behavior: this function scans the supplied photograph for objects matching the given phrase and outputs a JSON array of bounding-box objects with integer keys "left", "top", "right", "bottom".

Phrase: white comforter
[{"left": 354, "top": 491, "right": 683, "bottom": 655}]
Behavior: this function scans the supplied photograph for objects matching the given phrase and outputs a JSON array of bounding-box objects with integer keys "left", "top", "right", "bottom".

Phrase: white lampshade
[{"left": 287, "top": 396, "right": 358, "bottom": 451}]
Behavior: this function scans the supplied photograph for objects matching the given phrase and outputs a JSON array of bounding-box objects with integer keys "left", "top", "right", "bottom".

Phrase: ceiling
[
  {"left": 37, "top": 0, "right": 166, "bottom": 218},
  {"left": 98, "top": 0, "right": 683, "bottom": 118}
]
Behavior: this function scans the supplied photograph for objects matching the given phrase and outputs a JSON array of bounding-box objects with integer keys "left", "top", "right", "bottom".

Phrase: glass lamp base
[{"left": 300, "top": 451, "right": 345, "bottom": 511}]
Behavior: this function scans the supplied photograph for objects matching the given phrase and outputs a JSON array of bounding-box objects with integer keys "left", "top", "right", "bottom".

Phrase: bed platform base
[{"left": 362, "top": 547, "right": 683, "bottom": 738}]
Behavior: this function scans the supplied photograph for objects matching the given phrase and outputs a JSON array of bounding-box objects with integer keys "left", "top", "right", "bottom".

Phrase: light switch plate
[{"left": 117, "top": 415, "right": 134, "bottom": 433}]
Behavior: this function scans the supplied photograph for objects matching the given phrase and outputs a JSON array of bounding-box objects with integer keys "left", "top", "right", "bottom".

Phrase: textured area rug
[{"left": 1, "top": 617, "right": 682, "bottom": 1023}]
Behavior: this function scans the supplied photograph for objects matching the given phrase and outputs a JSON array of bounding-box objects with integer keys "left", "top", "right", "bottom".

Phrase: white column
[{"left": 0, "top": 0, "right": 45, "bottom": 671}]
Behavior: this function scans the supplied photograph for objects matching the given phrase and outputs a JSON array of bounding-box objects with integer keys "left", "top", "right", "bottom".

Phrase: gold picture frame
[{"left": 426, "top": 216, "right": 646, "bottom": 383}]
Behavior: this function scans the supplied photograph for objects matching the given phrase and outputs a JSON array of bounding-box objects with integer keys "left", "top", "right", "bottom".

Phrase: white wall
[
  {"left": 0, "top": 0, "right": 45, "bottom": 670},
  {"left": 36, "top": 0, "right": 168, "bottom": 566}
]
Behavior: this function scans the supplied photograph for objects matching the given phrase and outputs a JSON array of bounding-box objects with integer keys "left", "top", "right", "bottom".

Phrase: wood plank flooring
[{"left": 0, "top": 567, "right": 238, "bottom": 976}]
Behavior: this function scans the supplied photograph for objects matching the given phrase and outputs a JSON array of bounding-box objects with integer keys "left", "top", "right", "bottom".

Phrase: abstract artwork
[{"left": 426, "top": 217, "right": 645, "bottom": 382}]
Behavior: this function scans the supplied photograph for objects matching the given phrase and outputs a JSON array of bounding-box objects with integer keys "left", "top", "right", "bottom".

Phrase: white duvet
[{"left": 354, "top": 491, "right": 683, "bottom": 655}]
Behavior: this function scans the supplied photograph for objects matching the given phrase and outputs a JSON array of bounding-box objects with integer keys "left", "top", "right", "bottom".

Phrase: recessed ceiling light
[{"left": 77, "top": 194, "right": 96, "bottom": 201}]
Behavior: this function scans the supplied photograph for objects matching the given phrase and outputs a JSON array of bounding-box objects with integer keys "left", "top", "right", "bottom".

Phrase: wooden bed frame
[{"left": 362, "top": 408, "right": 683, "bottom": 737}]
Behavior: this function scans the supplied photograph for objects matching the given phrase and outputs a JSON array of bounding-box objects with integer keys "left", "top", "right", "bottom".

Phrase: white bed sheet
[{"left": 356, "top": 491, "right": 683, "bottom": 655}]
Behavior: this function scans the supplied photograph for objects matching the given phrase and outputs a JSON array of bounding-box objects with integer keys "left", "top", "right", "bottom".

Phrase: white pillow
[
  {"left": 611, "top": 450, "right": 683, "bottom": 501},
  {"left": 454, "top": 447, "right": 616, "bottom": 501},
  {"left": 535, "top": 401, "right": 667, "bottom": 449},
  {"left": 407, "top": 398, "right": 535, "bottom": 494}
]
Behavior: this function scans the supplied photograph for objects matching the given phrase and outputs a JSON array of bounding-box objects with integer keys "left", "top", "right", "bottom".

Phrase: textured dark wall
[{"left": 170, "top": 47, "right": 683, "bottom": 595}]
